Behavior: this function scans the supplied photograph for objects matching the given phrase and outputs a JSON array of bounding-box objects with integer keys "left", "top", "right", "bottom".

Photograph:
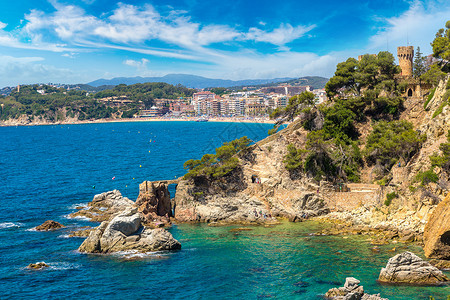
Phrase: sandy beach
[{"left": 0, "top": 116, "right": 276, "bottom": 127}]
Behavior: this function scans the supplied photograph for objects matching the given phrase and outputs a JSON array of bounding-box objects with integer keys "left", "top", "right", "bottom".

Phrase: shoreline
[{"left": 0, "top": 116, "right": 276, "bottom": 127}]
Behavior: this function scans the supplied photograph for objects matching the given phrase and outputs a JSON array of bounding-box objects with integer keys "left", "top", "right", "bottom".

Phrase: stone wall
[{"left": 323, "top": 183, "right": 382, "bottom": 211}]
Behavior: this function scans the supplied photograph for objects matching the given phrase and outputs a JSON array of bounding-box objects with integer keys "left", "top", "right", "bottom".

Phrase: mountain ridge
[{"left": 86, "top": 74, "right": 326, "bottom": 89}]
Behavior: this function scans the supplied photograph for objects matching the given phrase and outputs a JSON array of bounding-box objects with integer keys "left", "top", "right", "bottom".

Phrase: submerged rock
[
  {"left": 324, "top": 277, "right": 388, "bottom": 300},
  {"left": 69, "top": 190, "right": 134, "bottom": 222},
  {"left": 78, "top": 207, "right": 180, "bottom": 254},
  {"left": 378, "top": 252, "right": 449, "bottom": 285},
  {"left": 68, "top": 227, "right": 93, "bottom": 237},
  {"left": 27, "top": 262, "right": 49, "bottom": 269},
  {"left": 423, "top": 192, "right": 450, "bottom": 260},
  {"left": 35, "top": 220, "right": 65, "bottom": 231}
]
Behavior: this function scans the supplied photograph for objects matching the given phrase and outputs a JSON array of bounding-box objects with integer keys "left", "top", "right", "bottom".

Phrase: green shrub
[
  {"left": 268, "top": 126, "right": 278, "bottom": 135},
  {"left": 385, "top": 192, "right": 398, "bottom": 206},
  {"left": 415, "top": 169, "right": 439, "bottom": 186},
  {"left": 424, "top": 88, "right": 436, "bottom": 109},
  {"left": 430, "top": 131, "right": 450, "bottom": 174},
  {"left": 432, "top": 101, "right": 447, "bottom": 118},
  {"left": 183, "top": 136, "right": 251, "bottom": 180},
  {"left": 283, "top": 144, "right": 307, "bottom": 171},
  {"left": 364, "top": 120, "right": 425, "bottom": 174}
]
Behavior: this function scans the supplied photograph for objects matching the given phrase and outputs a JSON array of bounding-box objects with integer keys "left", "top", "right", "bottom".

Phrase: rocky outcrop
[
  {"left": 378, "top": 252, "right": 449, "bottom": 285},
  {"left": 429, "top": 259, "right": 450, "bottom": 270},
  {"left": 69, "top": 190, "right": 134, "bottom": 222},
  {"left": 136, "top": 181, "right": 172, "bottom": 226},
  {"left": 78, "top": 207, "right": 180, "bottom": 254},
  {"left": 316, "top": 206, "right": 427, "bottom": 237},
  {"left": 35, "top": 220, "right": 65, "bottom": 231},
  {"left": 423, "top": 193, "right": 450, "bottom": 259},
  {"left": 170, "top": 122, "right": 333, "bottom": 224},
  {"left": 27, "top": 262, "right": 49, "bottom": 270},
  {"left": 325, "top": 277, "right": 388, "bottom": 300},
  {"left": 174, "top": 173, "right": 329, "bottom": 224}
]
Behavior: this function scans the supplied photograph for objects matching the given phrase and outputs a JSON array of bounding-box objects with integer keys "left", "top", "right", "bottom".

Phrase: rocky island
[{"left": 74, "top": 188, "right": 180, "bottom": 254}]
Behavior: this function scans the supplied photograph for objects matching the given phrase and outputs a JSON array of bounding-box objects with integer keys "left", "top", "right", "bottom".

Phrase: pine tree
[{"left": 413, "top": 46, "right": 426, "bottom": 78}]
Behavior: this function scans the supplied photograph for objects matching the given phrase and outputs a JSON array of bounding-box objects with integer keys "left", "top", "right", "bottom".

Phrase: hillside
[
  {"left": 87, "top": 74, "right": 294, "bottom": 89},
  {"left": 171, "top": 34, "right": 450, "bottom": 251},
  {"left": 230, "top": 76, "right": 329, "bottom": 90},
  {"left": 173, "top": 75, "right": 449, "bottom": 236},
  {"left": 0, "top": 82, "right": 195, "bottom": 125}
]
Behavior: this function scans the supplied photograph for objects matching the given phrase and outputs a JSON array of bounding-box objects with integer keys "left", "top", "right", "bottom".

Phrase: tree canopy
[
  {"left": 432, "top": 20, "right": 450, "bottom": 63},
  {"left": 413, "top": 46, "right": 427, "bottom": 78},
  {"left": 364, "top": 120, "right": 425, "bottom": 175},
  {"left": 183, "top": 136, "right": 251, "bottom": 181}
]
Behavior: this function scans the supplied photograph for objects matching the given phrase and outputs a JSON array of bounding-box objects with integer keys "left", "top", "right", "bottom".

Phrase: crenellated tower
[{"left": 397, "top": 46, "right": 414, "bottom": 76}]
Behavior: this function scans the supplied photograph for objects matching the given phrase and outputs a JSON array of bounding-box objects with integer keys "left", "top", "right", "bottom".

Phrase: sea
[{"left": 0, "top": 121, "right": 449, "bottom": 299}]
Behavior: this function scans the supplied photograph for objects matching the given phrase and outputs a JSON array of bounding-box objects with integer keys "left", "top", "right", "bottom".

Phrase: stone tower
[{"left": 397, "top": 46, "right": 414, "bottom": 76}]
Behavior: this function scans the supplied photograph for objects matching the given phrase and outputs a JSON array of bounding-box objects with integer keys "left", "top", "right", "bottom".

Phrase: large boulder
[
  {"left": 35, "top": 220, "right": 65, "bottom": 231},
  {"left": 78, "top": 207, "right": 180, "bottom": 254},
  {"left": 136, "top": 181, "right": 172, "bottom": 225},
  {"left": 423, "top": 192, "right": 450, "bottom": 259},
  {"left": 378, "top": 252, "right": 449, "bottom": 285},
  {"left": 324, "top": 277, "right": 388, "bottom": 300},
  {"left": 69, "top": 190, "right": 135, "bottom": 222}
]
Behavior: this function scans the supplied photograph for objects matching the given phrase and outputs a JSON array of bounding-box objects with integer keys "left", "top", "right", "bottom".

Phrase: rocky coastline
[
  {"left": 64, "top": 76, "right": 450, "bottom": 297},
  {"left": 72, "top": 188, "right": 180, "bottom": 255}
]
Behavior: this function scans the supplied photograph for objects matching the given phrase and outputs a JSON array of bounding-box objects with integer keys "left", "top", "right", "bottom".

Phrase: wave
[
  {"left": 113, "top": 250, "right": 171, "bottom": 260},
  {"left": 63, "top": 214, "right": 92, "bottom": 221},
  {"left": 23, "top": 262, "right": 81, "bottom": 271},
  {"left": 68, "top": 203, "right": 88, "bottom": 210},
  {"left": 0, "top": 222, "right": 24, "bottom": 229},
  {"left": 49, "top": 262, "right": 81, "bottom": 270}
]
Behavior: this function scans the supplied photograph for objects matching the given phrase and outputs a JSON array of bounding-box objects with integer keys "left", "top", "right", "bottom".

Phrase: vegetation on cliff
[
  {"left": 431, "top": 20, "right": 450, "bottom": 65},
  {"left": 273, "top": 51, "right": 410, "bottom": 182},
  {"left": 364, "top": 120, "right": 425, "bottom": 176},
  {"left": 416, "top": 130, "right": 450, "bottom": 188},
  {"left": 183, "top": 136, "right": 251, "bottom": 181}
]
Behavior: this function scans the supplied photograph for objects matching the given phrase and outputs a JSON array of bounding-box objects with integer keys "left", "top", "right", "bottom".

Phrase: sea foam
[{"left": 0, "top": 222, "right": 23, "bottom": 229}]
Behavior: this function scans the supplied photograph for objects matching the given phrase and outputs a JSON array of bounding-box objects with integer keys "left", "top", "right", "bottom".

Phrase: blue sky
[{"left": 0, "top": 0, "right": 449, "bottom": 87}]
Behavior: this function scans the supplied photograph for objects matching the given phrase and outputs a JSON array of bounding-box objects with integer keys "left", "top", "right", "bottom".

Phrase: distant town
[
  {"left": 0, "top": 78, "right": 327, "bottom": 121},
  {"left": 136, "top": 85, "right": 326, "bottom": 119}
]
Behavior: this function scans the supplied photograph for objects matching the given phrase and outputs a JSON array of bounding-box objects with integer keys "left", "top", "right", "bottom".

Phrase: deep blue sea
[{"left": 0, "top": 121, "right": 449, "bottom": 299}]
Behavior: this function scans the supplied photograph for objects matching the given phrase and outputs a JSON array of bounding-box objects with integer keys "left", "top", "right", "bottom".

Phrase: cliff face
[
  {"left": 174, "top": 76, "right": 450, "bottom": 231},
  {"left": 174, "top": 123, "right": 333, "bottom": 224},
  {"left": 423, "top": 192, "right": 450, "bottom": 259},
  {"left": 391, "top": 76, "right": 450, "bottom": 216}
]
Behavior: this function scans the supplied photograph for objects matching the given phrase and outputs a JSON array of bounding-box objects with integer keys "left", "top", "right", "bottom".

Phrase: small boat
[{"left": 195, "top": 117, "right": 209, "bottom": 122}]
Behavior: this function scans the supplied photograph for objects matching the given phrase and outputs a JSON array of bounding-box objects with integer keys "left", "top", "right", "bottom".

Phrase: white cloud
[
  {"left": 93, "top": 4, "right": 159, "bottom": 43},
  {"left": 368, "top": 0, "right": 450, "bottom": 55},
  {"left": 15, "top": 2, "right": 313, "bottom": 52},
  {"left": 124, "top": 58, "right": 149, "bottom": 68},
  {"left": 0, "top": 55, "right": 82, "bottom": 86},
  {"left": 246, "top": 24, "right": 316, "bottom": 46},
  {"left": 0, "top": 2, "right": 331, "bottom": 85},
  {"left": 202, "top": 50, "right": 337, "bottom": 80}
]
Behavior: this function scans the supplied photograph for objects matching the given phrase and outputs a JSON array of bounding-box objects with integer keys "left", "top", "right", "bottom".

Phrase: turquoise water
[{"left": 0, "top": 121, "right": 449, "bottom": 299}]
